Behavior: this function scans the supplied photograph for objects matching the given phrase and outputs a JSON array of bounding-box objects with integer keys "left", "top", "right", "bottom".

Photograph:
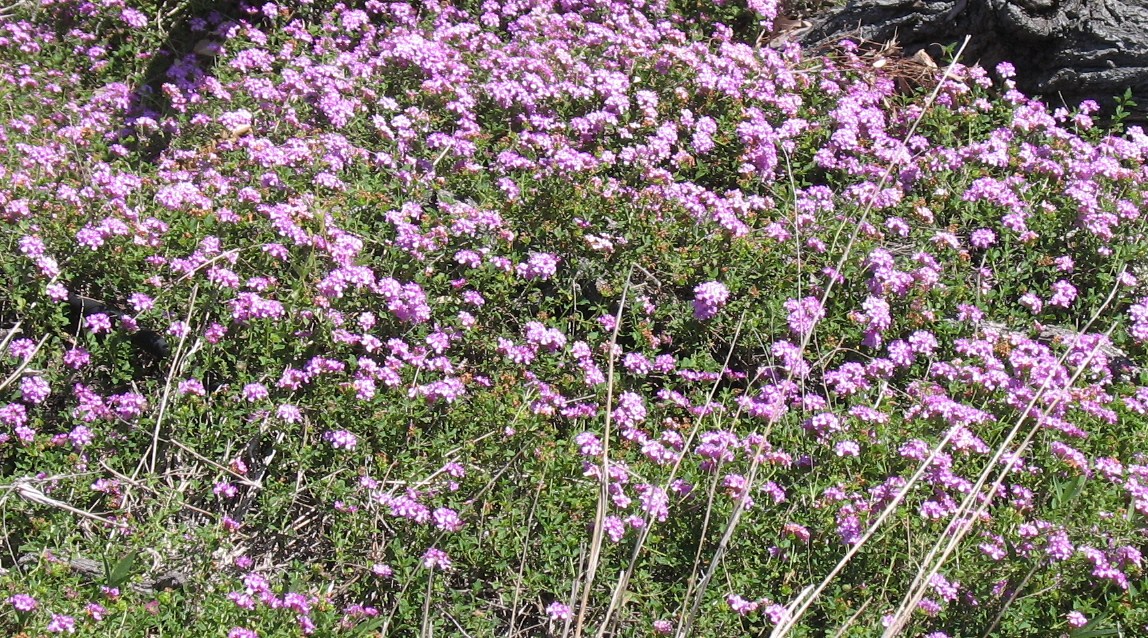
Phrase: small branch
[
  {"left": 573, "top": 264, "right": 635, "bottom": 638},
  {"left": 3, "top": 476, "right": 128, "bottom": 530}
]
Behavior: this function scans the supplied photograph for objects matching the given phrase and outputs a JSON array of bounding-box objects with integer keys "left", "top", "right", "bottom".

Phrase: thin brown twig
[
  {"left": 573, "top": 264, "right": 634, "bottom": 638},
  {"left": 97, "top": 460, "right": 218, "bottom": 519},
  {"left": 509, "top": 481, "right": 546, "bottom": 637},
  {"left": 2, "top": 476, "right": 129, "bottom": 530},
  {"left": 138, "top": 284, "right": 199, "bottom": 478}
]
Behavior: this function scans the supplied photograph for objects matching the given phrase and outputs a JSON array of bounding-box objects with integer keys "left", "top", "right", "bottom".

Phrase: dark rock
[
  {"left": 65, "top": 293, "right": 170, "bottom": 360},
  {"left": 66, "top": 293, "right": 125, "bottom": 321},
  {"left": 799, "top": 0, "right": 1148, "bottom": 123},
  {"left": 128, "top": 329, "right": 172, "bottom": 360}
]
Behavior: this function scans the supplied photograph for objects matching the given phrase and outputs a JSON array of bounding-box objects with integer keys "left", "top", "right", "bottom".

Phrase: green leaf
[{"left": 106, "top": 550, "right": 139, "bottom": 589}]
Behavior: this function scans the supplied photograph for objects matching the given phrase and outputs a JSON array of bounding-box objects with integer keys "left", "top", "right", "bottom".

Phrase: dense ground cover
[{"left": 2, "top": 0, "right": 1148, "bottom": 635}]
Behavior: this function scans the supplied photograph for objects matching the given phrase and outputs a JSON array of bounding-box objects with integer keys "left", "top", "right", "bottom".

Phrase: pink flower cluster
[{"left": 692, "top": 281, "right": 730, "bottom": 320}]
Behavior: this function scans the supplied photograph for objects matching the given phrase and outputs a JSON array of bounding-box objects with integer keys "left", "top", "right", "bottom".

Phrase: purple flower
[
  {"left": 1050, "top": 441, "right": 1090, "bottom": 474},
  {"left": 421, "top": 547, "right": 452, "bottom": 570},
  {"left": 783, "top": 522, "right": 810, "bottom": 542},
  {"left": 7, "top": 338, "right": 36, "bottom": 360},
  {"left": 85, "top": 313, "right": 113, "bottom": 334},
  {"left": 575, "top": 432, "right": 602, "bottom": 456},
  {"left": 1019, "top": 292, "right": 1043, "bottom": 314},
  {"left": 91, "top": 479, "right": 120, "bottom": 494},
  {"left": 208, "top": 267, "right": 240, "bottom": 289},
  {"left": 1045, "top": 529, "right": 1074, "bottom": 561},
  {"left": 929, "top": 573, "right": 959, "bottom": 602},
  {"left": 224, "top": 592, "right": 259, "bottom": 617},
  {"left": 517, "top": 252, "right": 559, "bottom": 281},
  {"left": 760, "top": 603, "right": 789, "bottom": 624},
  {"left": 219, "top": 109, "right": 253, "bottom": 133},
  {"left": 18, "top": 235, "right": 46, "bottom": 258},
  {"left": 462, "top": 290, "right": 485, "bottom": 306},
  {"left": 128, "top": 293, "right": 155, "bottom": 313},
  {"left": 388, "top": 495, "right": 429, "bottom": 523},
  {"left": 859, "top": 295, "right": 892, "bottom": 333},
  {"left": 524, "top": 322, "right": 566, "bottom": 351},
  {"left": 956, "top": 304, "right": 984, "bottom": 323},
  {"left": 110, "top": 392, "right": 147, "bottom": 420},
  {"left": 762, "top": 481, "right": 787, "bottom": 505},
  {"left": 121, "top": 7, "right": 148, "bottom": 28},
  {"left": 784, "top": 296, "right": 824, "bottom": 337},
  {"left": 214, "top": 482, "right": 239, "bottom": 499},
  {"left": 69, "top": 425, "right": 94, "bottom": 448},
  {"left": 277, "top": 404, "right": 302, "bottom": 423},
  {"left": 969, "top": 228, "right": 996, "bottom": 248},
  {"left": 604, "top": 515, "right": 626, "bottom": 542},
  {"left": 20, "top": 376, "right": 50, "bottom": 404},
  {"left": 692, "top": 281, "right": 730, "bottom": 320},
  {"left": 231, "top": 293, "right": 285, "bottom": 323},
  {"left": 919, "top": 499, "right": 951, "bottom": 520},
  {"left": 46, "top": 283, "right": 68, "bottom": 301},
  {"left": 545, "top": 601, "right": 573, "bottom": 621},
  {"left": 917, "top": 598, "right": 942, "bottom": 616},
  {"left": 836, "top": 506, "right": 863, "bottom": 544},
  {"left": 262, "top": 243, "right": 288, "bottom": 260},
  {"left": 326, "top": 430, "right": 357, "bottom": 450},
  {"left": 1048, "top": 280, "right": 1077, "bottom": 308},
  {"left": 409, "top": 377, "right": 467, "bottom": 404},
  {"left": 205, "top": 323, "right": 228, "bottom": 343},
  {"left": 726, "top": 594, "right": 759, "bottom": 615},
  {"left": 612, "top": 391, "right": 647, "bottom": 429},
  {"left": 228, "top": 629, "right": 259, "bottom": 638},
  {"left": 76, "top": 227, "right": 105, "bottom": 250},
  {"left": 241, "top": 383, "right": 269, "bottom": 402},
  {"left": 652, "top": 619, "right": 674, "bottom": 634},
  {"left": 47, "top": 614, "right": 76, "bottom": 633},
  {"left": 371, "top": 563, "right": 394, "bottom": 578},
  {"left": 1066, "top": 611, "right": 1088, "bottom": 628},
  {"left": 432, "top": 507, "right": 464, "bottom": 532},
  {"left": 723, "top": 474, "right": 754, "bottom": 506},
  {"left": 623, "top": 352, "right": 652, "bottom": 375},
  {"left": 637, "top": 484, "right": 669, "bottom": 522},
  {"left": 283, "top": 592, "right": 311, "bottom": 614},
  {"left": 8, "top": 593, "right": 37, "bottom": 612},
  {"left": 907, "top": 330, "right": 939, "bottom": 356},
  {"left": 771, "top": 340, "right": 810, "bottom": 378},
  {"left": 597, "top": 314, "right": 617, "bottom": 332},
  {"left": 835, "top": 440, "right": 860, "bottom": 457},
  {"left": 179, "top": 379, "right": 206, "bottom": 396},
  {"left": 980, "top": 541, "right": 1006, "bottom": 560}
]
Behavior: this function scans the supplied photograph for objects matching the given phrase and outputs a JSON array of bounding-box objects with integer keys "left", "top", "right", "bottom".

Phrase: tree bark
[{"left": 799, "top": 0, "right": 1148, "bottom": 122}]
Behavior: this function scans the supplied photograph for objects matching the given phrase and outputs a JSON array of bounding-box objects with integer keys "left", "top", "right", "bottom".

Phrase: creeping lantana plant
[{"left": 2, "top": 0, "right": 1148, "bottom": 636}]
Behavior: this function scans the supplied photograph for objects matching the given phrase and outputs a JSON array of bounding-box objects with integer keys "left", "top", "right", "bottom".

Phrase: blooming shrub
[{"left": 1, "top": 0, "right": 1147, "bottom": 636}]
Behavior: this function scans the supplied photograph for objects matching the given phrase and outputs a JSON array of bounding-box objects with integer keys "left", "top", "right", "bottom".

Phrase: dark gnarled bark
[{"left": 799, "top": 0, "right": 1148, "bottom": 122}]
